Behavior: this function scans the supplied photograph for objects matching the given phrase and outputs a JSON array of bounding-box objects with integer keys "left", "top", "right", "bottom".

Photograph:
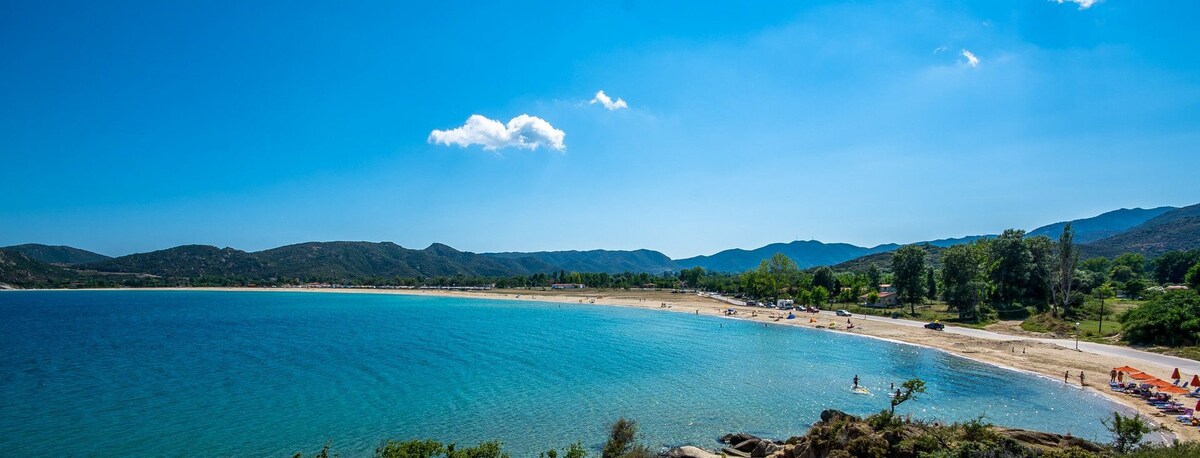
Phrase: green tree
[
  {"left": 1111, "top": 253, "right": 1147, "bottom": 280},
  {"left": 678, "top": 267, "right": 705, "bottom": 288},
  {"left": 812, "top": 267, "right": 836, "bottom": 295},
  {"left": 1079, "top": 257, "right": 1111, "bottom": 283},
  {"left": 988, "top": 229, "right": 1031, "bottom": 305},
  {"left": 925, "top": 267, "right": 937, "bottom": 301},
  {"left": 1124, "top": 279, "right": 1146, "bottom": 300},
  {"left": 891, "top": 245, "right": 927, "bottom": 315},
  {"left": 1186, "top": 262, "right": 1200, "bottom": 291},
  {"left": 1120, "top": 290, "right": 1200, "bottom": 346},
  {"left": 866, "top": 264, "right": 881, "bottom": 291},
  {"left": 601, "top": 418, "right": 652, "bottom": 458},
  {"left": 941, "top": 242, "right": 986, "bottom": 321},
  {"left": 1154, "top": 250, "right": 1200, "bottom": 284},
  {"left": 1102, "top": 412, "right": 1155, "bottom": 454},
  {"left": 811, "top": 285, "right": 829, "bottom": 307},
  {"left": 1025, "top": 235, "right": 1055, "bottom": 310},
  {"left": 889, "top": 378, "right": 927, "bottom": 414},
  {"left": 1052, "top": 223, "right": 1079, "bottom": 317}
]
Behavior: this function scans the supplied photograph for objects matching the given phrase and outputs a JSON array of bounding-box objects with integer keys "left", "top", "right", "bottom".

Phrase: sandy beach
[{"left": 45, "top": 286, "right": 1200, "bottom": 441}]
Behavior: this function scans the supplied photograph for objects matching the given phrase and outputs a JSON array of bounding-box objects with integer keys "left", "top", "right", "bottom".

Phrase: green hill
[
  {"left": 1028, "top": 206, "right": 1175, "bottom": 244},
  {"left": 83, "top": 241, "right": 558, "bottom": 281},
  {"left": 2, "top": 243, "right": 112, "bottom": 265},
  {"left": 84, "top": 245, "right": 268, "bottom": 278},
  {"left": 485, "top": 249, "right": 678, "bottom": 274},
  {"left": 831, "top": 244, "right": 947, "bottom": 273},
  {"left": 675, "top": 240, "right": 893, "bottom": 272},
  {"left": 256, "top": 241, "right": 555, "bottom": 279},
  {"left": 0, "top": 249, "right": 76, "bottom": 288},
  {"left": 1082, "top": 204, "right": 1200, "bottom": 258}
]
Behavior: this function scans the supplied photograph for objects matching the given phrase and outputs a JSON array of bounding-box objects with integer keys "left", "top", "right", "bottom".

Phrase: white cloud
[
  {"left": 589, "top": 90, "right": 628, "bottom": 110},
  {"left": 933, "top": 46, "right": 948, "bottom": 54},
  {"left": 961, "top": 49, "right": 980, "bottom": 67},
  {"left": 1053, "top": 0, "right": 1097, "bottom": 10},
  {"left": 428, "top": 114, "right": 566, "bottom": 151}
]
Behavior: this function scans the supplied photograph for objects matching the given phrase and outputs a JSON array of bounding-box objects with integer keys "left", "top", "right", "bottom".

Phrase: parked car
[
  {"left": 835, "top": 310, "right": 852, "bottom": 317},
  {"left": 924, "top": 322, "right": 945, "bottom": 331}
]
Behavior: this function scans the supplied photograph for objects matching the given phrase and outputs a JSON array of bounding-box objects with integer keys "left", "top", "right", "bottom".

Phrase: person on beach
[
  {"left": 1110, "top": 369, "right": 1117, "bottom": 382},
  {"left": 1064, "top": 371, "right": 1069, "bottom": 383},
  {"left": 1118, "top": 371, "right": 1124, "bottom": 382},
  {"left": 853, "top": 375, "right": 860, "bottom": 388},
  {"left": 1080, "top": 371, "right": 1085, "bottom": 386}
]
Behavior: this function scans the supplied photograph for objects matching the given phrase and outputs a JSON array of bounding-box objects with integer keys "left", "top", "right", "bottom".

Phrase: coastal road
[{"left": 851, "top": 314, "right": 1200, "bottom": 374}]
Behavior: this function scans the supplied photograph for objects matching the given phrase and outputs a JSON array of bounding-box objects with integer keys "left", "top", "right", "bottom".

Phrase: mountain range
[{"left": 3, "top": 203, "right": 1198, "bottom": 287}]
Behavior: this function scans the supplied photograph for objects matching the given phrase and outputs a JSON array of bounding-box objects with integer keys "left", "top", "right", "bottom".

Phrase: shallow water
[{"left": 0, "top": 291, "right": 1130, "bottom": 456}]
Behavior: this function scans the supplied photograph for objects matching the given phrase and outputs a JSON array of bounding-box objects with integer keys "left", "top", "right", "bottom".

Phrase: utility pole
[{"left": 1097, "top": 289, "right": 1105, "bottom": 334}]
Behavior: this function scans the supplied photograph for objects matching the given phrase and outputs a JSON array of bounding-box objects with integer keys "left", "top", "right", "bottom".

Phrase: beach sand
[{"left": 63, "top": 286, "right": 1200, "bottom": 441}]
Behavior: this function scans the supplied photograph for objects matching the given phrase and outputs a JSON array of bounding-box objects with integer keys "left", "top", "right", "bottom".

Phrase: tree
[
  {"left": 1102, "top": 412, "right": 1155, "bottom": 454},
  {"left": 812, "top": 267, "right": 836, "bottom": 295},
  {"left": 1119, "top": 290, "right": 1200, "bottom": 346},
  {"left": 678, "top": 267, "right": 705, "bottom": 288},
  {"left": 1024, "top": 235, "right": 1054, "bottom": 310},
  {"left": 941, "top": 242, "right": 986, "bottom": 321},
  {"left": 891, "top": 245, "right": 927, "bottom": 315},
  {"left": 1051, "top": 223, "right": 1079, "bottom": 317},
  {"left": 1079, "top": 257, "right": 1111, "bottom": 283},
  {"left": 988, "top": 229, "right": 1031, "bottom": 305},
  {"left": 890, "top": 378, "right": 927, "bottom": 414},
  {"left": 866, "top": 264, "right": 881, "bottom": 291},
  {"left": 1124, "top": 279, "right": 1146, "bottom": 300},
  {"left": 925, "top": 267, "right": 937, "bottom": 301},
  {"left": 1111, "top": 253, "right": 1147, "bottom": 280},
  {"left": 1154, "top": 250, "right": 1200, "bottom": 284},
  {"left": 1187, "top": 262, "right": 1200, "bottom": 291},
  {"left": 601, "top": 418, "right": 652, "bottom": 458},
  {"left": 811, "top": 286, "right": 829, "bottom": 307}
]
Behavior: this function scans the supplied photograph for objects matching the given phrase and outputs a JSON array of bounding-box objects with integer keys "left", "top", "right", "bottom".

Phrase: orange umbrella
[
  {"left": 1128, "top": 372, "right": 1156, "bottom": 381},
  {"left": 1160, "top": 385, "right": 1189, "bottom": 395},
  {"left": 1114, "top": 366, "right": 1141, "bottom": 373},
  {"left": 1172, "top": 368, "right": 1181, "bottom": 379},
  {"left": 1191, "top": 374, "right": 1200, "bottom": 387},
  {"left": 1146, "top": 379, "right": 1175, "bottom": 389}
]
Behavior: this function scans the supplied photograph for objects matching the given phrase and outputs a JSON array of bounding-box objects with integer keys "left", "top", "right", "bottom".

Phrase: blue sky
[{"left": 2, "top": 0, "right": 1197, "bottom": 258}]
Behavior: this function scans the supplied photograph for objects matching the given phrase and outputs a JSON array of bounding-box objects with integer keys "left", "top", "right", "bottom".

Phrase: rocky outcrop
[
  {"left": 664, "top": 409, "right": 1104, "bottom": 458},
  {"left": 662, "top": 445, "right": 722, "bottom": 458}
]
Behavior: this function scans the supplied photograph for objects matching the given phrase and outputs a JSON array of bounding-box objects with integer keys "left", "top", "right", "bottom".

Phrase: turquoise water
[{"left": 1, "top": 291, "right": 1129, "bottom": 456}]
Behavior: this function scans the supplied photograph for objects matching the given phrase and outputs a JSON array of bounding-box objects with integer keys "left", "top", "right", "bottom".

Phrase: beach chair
[
  {"left": 1187, "top": 387, "right": 1200, "bottom": 398},
  {"left": 1176, "top": 409, "right": 1194, "bottom": 423}
]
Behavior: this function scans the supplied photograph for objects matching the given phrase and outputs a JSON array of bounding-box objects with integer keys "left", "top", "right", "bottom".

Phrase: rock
[
  {"left": 720, "top": 433, "right": 759, "bottom": 445},
  {"left": 721, "top": 446, "right": 752, "bottom": 457},
  {"left": 997, "top": 427, "right": 1104, "bottom": 453},
  {"left": 664, "top": 446, "right": 722, "bottom": 458},
  {"left": 750, "top": 441, "right": 780, "bottom": 457},
  {"left": 818, "top": 409, "right": 857, "bottom": 423},
  {"left": 733, "top": 438, "right": 760, "bottom": 452}
]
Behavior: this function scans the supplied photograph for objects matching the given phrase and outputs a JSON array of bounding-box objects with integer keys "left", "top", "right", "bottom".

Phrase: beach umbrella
[
  {"left": 1128, "top": 372, "right": 1156, "bottom": 381},
  {"left": 1113, "top": 365, "right": 1140, "bottom": 373},
  {"left": 1172, "top": 368, "right": 1181, "bottom": 380},
  {"left": 1159, "top": 384, "right": 1189, "bottom": 395},
  {"left": 1191, "top": 374, "right": 1200, "bottom": 387},
  {"left": 1146, "top": 379, "right": 1175, "bottom": 389}
]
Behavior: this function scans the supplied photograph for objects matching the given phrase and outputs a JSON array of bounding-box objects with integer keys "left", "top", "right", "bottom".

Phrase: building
[
  {"left": 551, "top": 283, "right": 586, "bottom": 289},
  {"left": 860, "top": 290, "right": 898, "bottom": 308}
]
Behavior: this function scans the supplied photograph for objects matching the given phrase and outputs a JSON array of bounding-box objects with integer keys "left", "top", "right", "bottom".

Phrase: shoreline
[{"left": 9, "top": 286, "right": 1196, "bottom": 441}]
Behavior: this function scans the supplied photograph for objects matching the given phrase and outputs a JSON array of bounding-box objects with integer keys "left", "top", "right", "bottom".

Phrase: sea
[{"left": 0, "top": 290, "right": 1132, "bottom": 456}]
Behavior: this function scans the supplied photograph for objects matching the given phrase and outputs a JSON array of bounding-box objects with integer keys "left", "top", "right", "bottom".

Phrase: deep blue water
[{"left": 0, "top": 291, "right": 1130, "bottom": 456}]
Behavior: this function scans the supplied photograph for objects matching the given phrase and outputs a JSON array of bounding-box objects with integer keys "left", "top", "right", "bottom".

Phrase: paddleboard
[{"left": 851, "top": 386, "right": 872, "bottom": 395}]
